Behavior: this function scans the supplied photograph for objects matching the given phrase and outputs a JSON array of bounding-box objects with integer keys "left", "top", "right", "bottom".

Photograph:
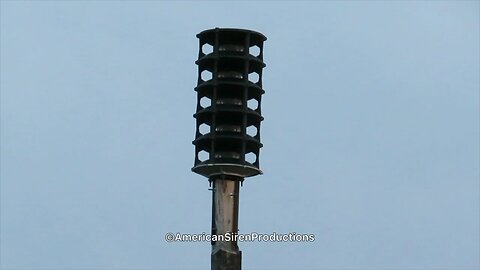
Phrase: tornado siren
[{"left": 192, "top": 28, "right": 267, "bottom": 179}]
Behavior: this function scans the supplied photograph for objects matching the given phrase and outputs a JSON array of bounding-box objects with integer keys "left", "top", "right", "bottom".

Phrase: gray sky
[{"left": 1, "top": 1, "right": 479, "bottom": 270}]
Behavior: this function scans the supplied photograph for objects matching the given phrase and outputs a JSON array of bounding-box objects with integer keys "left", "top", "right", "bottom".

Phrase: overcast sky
[{"left": 1, "top": 1, "right": 479, "bottom": 270}]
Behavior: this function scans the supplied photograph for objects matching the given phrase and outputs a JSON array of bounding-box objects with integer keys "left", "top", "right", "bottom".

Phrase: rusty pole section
[
  {"left": 192, "top": 28, "right": 266, "bottom": 270},
  {"left": 210, "top": 178, "right": 241, "bottom": 270}
]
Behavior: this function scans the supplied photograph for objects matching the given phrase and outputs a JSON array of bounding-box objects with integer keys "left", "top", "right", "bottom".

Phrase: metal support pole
[{"left": 210, "top": 178, "right": 242, "bottom": 270}]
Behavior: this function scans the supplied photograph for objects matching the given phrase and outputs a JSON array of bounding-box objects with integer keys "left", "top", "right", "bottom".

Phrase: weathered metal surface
[
  {"left": 211, "top": 178, "right": 241, "bottom": 270},
  {"left": 211, "top": 249, "right": 242, "bottom": 270}
]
